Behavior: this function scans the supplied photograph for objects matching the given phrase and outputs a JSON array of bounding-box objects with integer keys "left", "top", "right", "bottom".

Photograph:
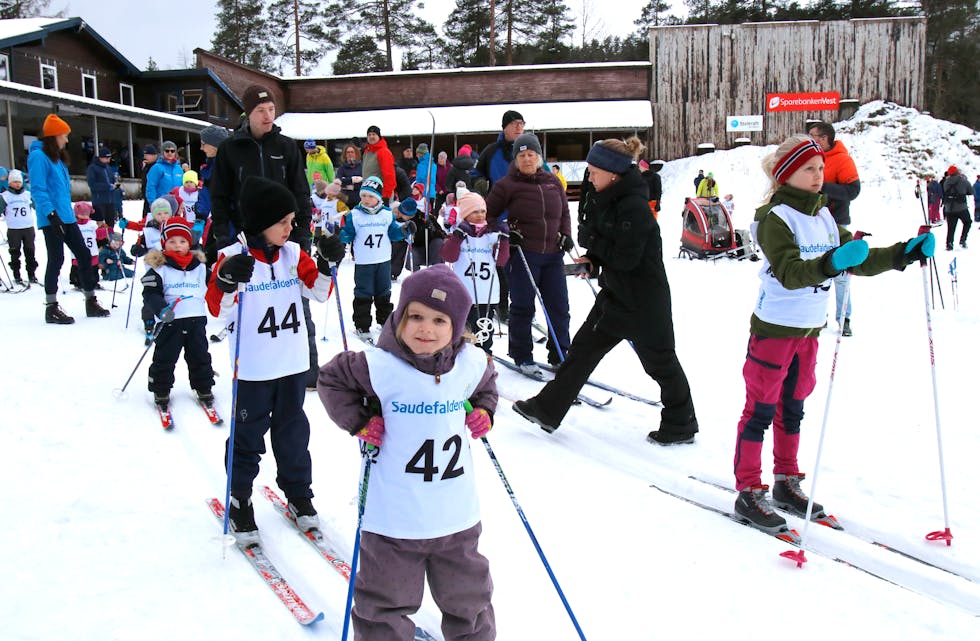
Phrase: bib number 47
[{"left": 405, "top": 435, "right": 464, "bottom": 481}]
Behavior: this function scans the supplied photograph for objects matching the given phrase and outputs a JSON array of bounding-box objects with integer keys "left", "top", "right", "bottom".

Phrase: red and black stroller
[{"left": 678, "top": 197, "right": 758, "bottom": 261}]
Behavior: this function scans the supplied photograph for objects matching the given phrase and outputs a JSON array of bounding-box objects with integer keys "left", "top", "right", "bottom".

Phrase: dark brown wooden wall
[
  {"left": 11, "top": 31, "right": 129, "bottom": 102},
  {"left": 196, "top": 50, "right": 287, "bottom": 112}
]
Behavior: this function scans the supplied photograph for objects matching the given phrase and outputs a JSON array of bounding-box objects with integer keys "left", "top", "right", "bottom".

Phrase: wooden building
[{"left": 648, "top": 17, "right": 927, "bottom": 159}]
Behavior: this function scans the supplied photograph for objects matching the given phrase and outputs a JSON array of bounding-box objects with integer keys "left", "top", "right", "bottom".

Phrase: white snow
[{"left": 2, "top": 100, "right": 978, "bottom": 640}]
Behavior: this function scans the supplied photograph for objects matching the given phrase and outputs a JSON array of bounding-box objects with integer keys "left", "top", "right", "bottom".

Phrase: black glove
[
  {"left": 47, "top": 212, "right": 65, "bottom": 240},
  {"left": 453, "top": 220, "right": 476, "bottom": 240},
  {"left": 216, "top": 254, "right": 255, "bottom": 293},
  {"left": 557, "top": 233, "right": 574, "bottom": 253},
  {"left": 403, "top": 220, "right": 417, "bottom": 236},
  {"left": 130, "top": 242, "right": 147, "bottom": 258},
  {"left": 508, "top": 228, "right": 524, "bottom": 248},
  {"left": 316, "top": 232, "right": 346, "bottom": 264}
]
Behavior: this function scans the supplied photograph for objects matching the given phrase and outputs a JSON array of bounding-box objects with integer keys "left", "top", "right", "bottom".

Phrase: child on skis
[
  {"left": 440, "top": 191, "right": 510, "bottom": 353},
  {"left": 120, "top": 196, "right": 173, "bottom": 257},
  {"left": 142, "top": 217, "right": 214, "bottom": 410},
  {"left": 339, "top": 175, "right": 413, "bottom": 339},
  {"left": 69, "top": 201, "right": 102, "bottom": 290},
  {"left": 317, "top": 265, "right": 498, "bottom": 641},
  {"left": 99, "top": 233, "right": 135, "bottom": 281},
  {"left": 205, "top": 176, "right": 345, "bottom": 543},
  {"left": 732, "top": 135, "right": 936, "bottom": 532},
  {"left": 2, "top": 169, "right": 38, "bottom": 285},
  {"left": 311, "top": 179, "right": 348, "bottom": 239}
]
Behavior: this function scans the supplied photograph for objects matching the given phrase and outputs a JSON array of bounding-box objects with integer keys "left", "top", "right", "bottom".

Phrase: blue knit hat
[
  {"left": 586, "top": 141, "right": 634, "bottom": 175},
  {"left": 397, "top": 198, "right": 418, "bottom": 217},
  {"left": 360, "top": 175, "right": 384, "bottom": 200}
]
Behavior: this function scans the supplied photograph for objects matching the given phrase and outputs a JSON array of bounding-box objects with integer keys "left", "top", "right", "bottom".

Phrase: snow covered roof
[
  {"left": 0, "top": 17, "right": 140, "bottom": 75},
  {"left": 276, "top": 100, "right": 654, "bottom": 140},
  {"left": 0, "top": 17, "right": 66, "bottom": 43}
]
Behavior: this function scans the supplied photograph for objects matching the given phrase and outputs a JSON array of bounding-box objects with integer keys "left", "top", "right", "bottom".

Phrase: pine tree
[
  {"left": 333, "top": 35, "right": 389, "bottom": 75},
  {"left": 532, "top": 0, "right": 575, "bottom": 62},
  {"left": 264, "top": 0, "right": 335, "bottom": 76},
  {"left": 212, "top": 0, "right": 274, "bottom": 71},
  {"left": 0, "top": 0, "right": 61, "bottom": 18},
  {"left": 919, "top": 0, "right": 980, "bottom": 128},
  {"left": 634, "top": 0, "right": 673, "bottom": 30},
  {"left": 323, "top": 0, "right": 439, "bottom": 72},
  {"left": 443, "top": 0, "right": 498, "bottom": 67},
  {"left": 146, "top": 56, "right": 159, "bottom": 71}
]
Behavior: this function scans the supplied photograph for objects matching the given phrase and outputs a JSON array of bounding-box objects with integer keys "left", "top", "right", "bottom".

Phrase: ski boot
[
  {"left": 647, "top": 430, "right": 696, "bottom": 446},
  {"left": 45, "top": 302, "right": 75, "bottom": 325},
  {"left": 28, "top": 273, "right": 39, "bottom": 284},
  {"left": 287, "top": 497, "right": 320, "bottom": 532},
  {"left": 153, "top": 391, "right": 170, "bottom": 409},
  {"left": 228, "top": 494, "right": 261, "bottom": 545},
  {"left": 734, "top": 485, "right": 787, "bottom": 533},
  {"left": 512, "top": 398, "right": 560, "bottom": 434},
  {"left": 772, "top": 473, "right": 824, "bottom": 518},
  {"left": 196, "top": 389, "right": 215, "bottom": 407},
  {"left": 841, "top": 318, "right": 852, "bottom": 337},
  {"left": 85, "top": 296, "right": 110, "bottom": 317}
]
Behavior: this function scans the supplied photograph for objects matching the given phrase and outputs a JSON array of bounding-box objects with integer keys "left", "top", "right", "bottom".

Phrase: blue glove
[
  {"left": 904, "top": 232, "right": 935, "bottom": 264},
  {"left": 117, "top": 218, "right": 129, "bottom": 231},
  {"left": 828, "top": 239, "right": 869, "bottom": 272}
]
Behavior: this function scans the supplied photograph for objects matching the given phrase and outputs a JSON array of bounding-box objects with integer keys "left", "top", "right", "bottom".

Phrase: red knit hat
[
  {"left": 458, "top": 144, "right": 472, "bottom": 157},
  {"left": 161, "top": 217, "right": 193, "bottom": 245},
  {"left": 773, "top": 139, "right": 824, "bottom": 185},
  {"left": 42, "top": 114, "right": 71, "bottom": 137},
  {"left": 947, "top": 165, "right": 958, "bottom": 175}
]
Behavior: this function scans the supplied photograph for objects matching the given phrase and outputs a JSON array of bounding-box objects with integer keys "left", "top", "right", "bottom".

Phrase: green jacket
[
  {"left": 750, "top": 184, "right": 909, "bottom": 338},
  {"left": 305, "top": 146, "right": 335, "bottom": 184}
]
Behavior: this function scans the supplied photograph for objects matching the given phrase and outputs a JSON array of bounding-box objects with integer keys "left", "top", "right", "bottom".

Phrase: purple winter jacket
[
  {"left": 317, "top": 321, "right": 499, "bottom": 435},
  {"left": 485, "top": 164, "right": 570, "bottom": 255}
]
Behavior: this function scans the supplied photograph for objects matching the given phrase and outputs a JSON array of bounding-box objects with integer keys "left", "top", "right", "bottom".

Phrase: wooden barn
[{"left": 648, "top": 17, "right": 927, "bottom": 159}]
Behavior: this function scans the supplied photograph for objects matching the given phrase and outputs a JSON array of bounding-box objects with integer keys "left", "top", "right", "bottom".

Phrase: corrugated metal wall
[{"left": 649, "top": 18, "right": 926, "bottom": 160}]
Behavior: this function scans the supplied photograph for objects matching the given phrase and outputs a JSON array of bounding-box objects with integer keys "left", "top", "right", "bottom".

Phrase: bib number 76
[{"left": 405, "top": 435, "right": 464, "bottom": 481}]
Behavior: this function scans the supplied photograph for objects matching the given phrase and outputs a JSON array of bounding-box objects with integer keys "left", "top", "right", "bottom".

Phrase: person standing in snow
[
  {"left": 361, "top": 125, "right": 396, "bottom": 205},
  {"left": 86, "top": 145, "right": 120, "bottom": 228},
  {"left": 2, "top": 169, "right": 38, "bottom": 285},
  {"left": 304, "top": 139, "right": 335, "bottom": 187},
  {"left": 926, "top": 174, "right": 943, "bottom": 225},
  {"left": 696, "top": 172, "right": 719, "bottom": 200},
  {"left": 145, "top": 141, "right": 184, "bottom": 204},
  {"left": 336, "top": 143, "right": 363, "bottom": 209},
  {"left": 807, "top": 121, "right": 861, "bottom": 336},
  {"left": 941, "top": 165, "right": 972, "bottom": 250},
  {"left": 639, "top": 159, "right": 662, "bottom": 217},
  {"left": 317, "top": 265, "right": 498, "bottom": 641},
  {"left": 28, "top": 113, "right": 110, "bottom": 324},
  {"left": 140, "top": 144, "right": 158, "bottom": 216},
  {"left": 205, "top": 176, "right": 345, "bottom": 544},
  {"left": 513, "top": 137, "right": 699, "bottom": 445},
  {"left": 731, "top": 135, "right": 936, "bottom": 533},
  {"left": 973, "top": 175, "right": 980, "bottom": 223}
]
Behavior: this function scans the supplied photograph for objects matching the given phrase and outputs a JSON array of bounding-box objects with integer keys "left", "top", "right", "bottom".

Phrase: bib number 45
[{"left": 405, "top": 435, "right": 464, "bottom": 481}]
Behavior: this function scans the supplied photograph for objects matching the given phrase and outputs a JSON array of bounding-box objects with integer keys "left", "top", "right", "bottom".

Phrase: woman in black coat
[{"left": 513, "top": 137, "right": 699, "bottom": 444}]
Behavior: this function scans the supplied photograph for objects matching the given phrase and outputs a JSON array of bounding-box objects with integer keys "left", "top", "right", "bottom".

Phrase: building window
[
  {"left": 40, "top": 62, "right": 57, "bottom": 91},
  {"left": 177, "top": 89, "right": 203, "bottom": 113},
  {"left": 82, "top": 73, "right": 97, "bottom": 99},
  {"left": 119, "top": 83, "right": 134, "bottom": 106},
  {"left": 165, "top": 93, "right": 178, "bottom": 112},
  {"left": 0, "top": 54, "right": 9, "bottom": 82}
]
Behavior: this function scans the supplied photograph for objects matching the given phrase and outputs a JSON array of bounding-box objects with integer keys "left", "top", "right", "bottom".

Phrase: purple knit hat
[{"left": 392, "top": 265, "right": 472, "bottom": 344}]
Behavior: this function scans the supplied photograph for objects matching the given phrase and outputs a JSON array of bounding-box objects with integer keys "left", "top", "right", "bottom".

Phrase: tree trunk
[
  {"left": 489, "top": 0, "right": 496, "bottom": 66},
  {"left": 294, "top": 0, "right": 301, "bottom": 75}
]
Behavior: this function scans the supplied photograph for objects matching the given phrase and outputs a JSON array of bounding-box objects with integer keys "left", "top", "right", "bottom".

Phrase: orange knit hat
[{"left": 42, "top": 114, "right": 71, "bottom": 137}]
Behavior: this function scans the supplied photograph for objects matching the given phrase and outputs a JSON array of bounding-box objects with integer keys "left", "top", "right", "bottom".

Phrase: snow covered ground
[{"left": 2, "top": 101, "right": 978, "bottom": 640}]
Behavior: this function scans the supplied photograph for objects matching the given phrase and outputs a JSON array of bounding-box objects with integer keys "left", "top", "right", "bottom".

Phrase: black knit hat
[
  {"left": 367, "top": 125, "right": 381, "bottom": 137},
  {"left": 501, "top": 110, "right": 524, "bottom": 129},
  {"left": 240, "top": 176, "right": 298, "bottom": 235},
  {"left": 242, "top": 84, "right": 275, "bottom": 116}
]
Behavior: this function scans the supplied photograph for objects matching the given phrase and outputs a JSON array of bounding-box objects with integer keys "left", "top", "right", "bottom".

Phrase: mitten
[
  {"left": 826, "top": 239, "right": 869, "bottom": 273},
  {"left": 117, "top": 218, "right": 129, "bottom": 231},
  {"left": 402, "top": 220, "right": 417, "bottom": 236},
  {"left": 159, "top": 306, "right": 176, "bottom": 324},
  {"left": 465, "top": 407, "right": 492, "bottom": 439},
  {"left": 47, "top": 212, "right": 65, "bottom": 239},
  {"left": 357, "top": 415, "right": 385, "bottom": 447},
  {"left": 557, "top": 233, "right": 574, "bottom": 253},
  {"left": 216, "top": 254, "right": 255, "bottom": 293},
  {"left": 316, "top": 232, "right": 346, "bottom": 264},
  {"left": 904, "top": 232, "right": 935, "bottom": 264},
  {"left": 508, "top": 228, "right": 524, "bottom": 248}
]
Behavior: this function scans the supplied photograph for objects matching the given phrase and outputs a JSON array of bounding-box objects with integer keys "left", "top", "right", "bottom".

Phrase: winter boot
[
  {"left": 228, "top": 494, "right": 260, "bottom": 545},
  {"left": 960, "top": 240, "right": 968, "bottom": 249},
  {"left": 513, "top": 398, "right": 560, "bottom": 433},
  {"left": 841, "top": 318, "right": 852, "bottom": 337},
  {"left": 946, "top": 243, "right": 954, "bottom": 251},
  {"left": 517, "top": 362, "right": 545, "bottom": 379},
  {"left": 10, "top": 263, "right": 22, "bottom": 285},
  {"left": 153, "top": 391, "right": 170, "bottom": 409},
  {"left": 85, "top": 296, "right": 110, "bottom": 317},
  {"left": 196, "top": 389, "right": 215, "bottom": 407},
  {"left": 772, "top": 473, "right": 824, "bottom": 519},
  {"left": 45, "top": 302, "right": 75, "bottom": 325},
  {"left": 287, "top": 497, "right": 320, "bottom": 532},
  {"left": 647, "top": 430, "right": 696, "bottom": 446},
  {"left": 28, "top": 273, "right": 38, "bottom": 284},
  {"left": 734, "top": 485, "right": 787, "bottom": 532}
]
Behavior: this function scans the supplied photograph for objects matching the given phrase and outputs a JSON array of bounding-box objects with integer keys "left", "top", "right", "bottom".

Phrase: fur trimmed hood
[{"left": 144, "top": 248, "right": 206, "bottom": 268}]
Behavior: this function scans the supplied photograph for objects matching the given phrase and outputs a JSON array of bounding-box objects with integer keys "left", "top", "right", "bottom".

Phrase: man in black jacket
[{"left": 209, "top": 84, "right": 320, "bottom": 389}]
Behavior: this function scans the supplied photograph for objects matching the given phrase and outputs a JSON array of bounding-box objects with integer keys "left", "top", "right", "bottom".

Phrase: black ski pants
[
  {"left": 7, "top": 227, "right": 38, "bottom": 277},
  {"left": 226, "top": 371, "right": 313, "bottom": 500},
  {"left": 945, "top": 210, "right": 971, "bottom": 247},
  {"left": 532, "top": 304, "right": 698, "bottom": 435},
  {"left": 147, "top": 316, "right": 214, "bottom": 395},
  {"left": 43, "top": 224, "right": 95, "bottom": 295}
]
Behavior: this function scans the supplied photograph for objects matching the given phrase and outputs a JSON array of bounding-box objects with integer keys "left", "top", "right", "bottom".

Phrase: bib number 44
[
  {"left": 405, "top": 435, "right": 464, "bottom": 481},
  {"left": 257, "top": 302, "right": 300, "bottom": 338}
]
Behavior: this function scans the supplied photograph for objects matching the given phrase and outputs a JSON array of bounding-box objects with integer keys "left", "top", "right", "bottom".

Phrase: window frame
[
  {"left": 81, "top": 72, "right": 97, "bottom": 99},
  {"left": 39, "top": 62, "right": 58, "bottom": 91},
  {"left": 119, "top": 83, "right": 135, "bottom": 106}
]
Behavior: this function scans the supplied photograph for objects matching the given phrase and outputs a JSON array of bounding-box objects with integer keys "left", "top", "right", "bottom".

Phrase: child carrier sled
[{"left": 678, "top": 197, "right": 758, "bottom": 261}]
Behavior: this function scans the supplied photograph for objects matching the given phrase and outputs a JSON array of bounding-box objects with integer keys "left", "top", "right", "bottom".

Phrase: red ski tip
[
  {"left": 780, "top": 549, "right": 807, "bottom": 568},
  {"left": 925, "top": 528, "right": 953, "bottom": 546}
]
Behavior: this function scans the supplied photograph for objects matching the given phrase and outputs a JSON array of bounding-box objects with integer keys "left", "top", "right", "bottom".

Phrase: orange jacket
[{"left": 821, "top": 140, "right": 860, "bottom": 225}]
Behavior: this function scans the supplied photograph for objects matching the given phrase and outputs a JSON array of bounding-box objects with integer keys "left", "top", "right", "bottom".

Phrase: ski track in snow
[{"left": 2, "top": 101, "right": 979, "bottom": 640}]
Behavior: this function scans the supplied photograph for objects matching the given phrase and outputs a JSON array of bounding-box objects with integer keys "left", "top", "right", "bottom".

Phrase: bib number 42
[{"left": 405, "top": 435, "right": 464, "bottom": 481}]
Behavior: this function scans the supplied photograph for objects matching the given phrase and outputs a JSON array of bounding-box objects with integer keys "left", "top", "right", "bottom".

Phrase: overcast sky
[{"left": 60, "top": 0, "right": 679, "bottom": 73}]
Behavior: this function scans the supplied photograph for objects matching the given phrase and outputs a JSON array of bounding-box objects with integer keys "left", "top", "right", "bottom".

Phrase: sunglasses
[{"left": 163, "top": 149, "right": 177, "bottom": 153}]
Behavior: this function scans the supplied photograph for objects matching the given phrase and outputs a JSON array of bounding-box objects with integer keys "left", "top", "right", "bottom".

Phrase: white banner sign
[{"left": 726, "top": 115, "right": 763, "bottom": 132}]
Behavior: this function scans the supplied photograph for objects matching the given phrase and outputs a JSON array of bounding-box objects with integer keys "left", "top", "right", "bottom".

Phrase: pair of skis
[
  {"left": 156, "top": 397, "right": 223, "bottom": 430},
  {"left": 491, "top": 354, "right": 612, "bottom": 409},
  {"left": 206, "top": 487, "right": 438, "bottom": 638}
]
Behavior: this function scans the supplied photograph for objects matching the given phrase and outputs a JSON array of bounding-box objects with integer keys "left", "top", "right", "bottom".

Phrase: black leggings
[{"left": 43, "top": 223, "right": 95, "bottom": 295}]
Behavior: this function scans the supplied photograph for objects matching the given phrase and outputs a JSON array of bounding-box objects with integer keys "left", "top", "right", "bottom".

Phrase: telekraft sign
[
  {"left": 726, "top": 115, "right": 763, "bottom": 132},
  {"left": 766, "top": 92, "right": 840, "bottom": 112}
]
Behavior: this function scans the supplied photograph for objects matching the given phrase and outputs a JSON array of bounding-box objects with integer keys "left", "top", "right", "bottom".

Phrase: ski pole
[
  {"left": 948, "top": 258, "right": 958, "bottom": 311},
  {"left": 915, "top": 179, "right": 945, "bottom": 310},
  {"left": 112, "top": 297, "right": 183, "bottom": 398},
  {"left": 124, "top": 254, "right": 139, "bottom": 329},
  {"left": 514, "top": 245, "right": 566, "bottom": 364},
  {"left": 110, "top": 247, "right": 124, "bottom": 309},
  {"left": 222, "top": 234, "right": 250, "bottom": 545},
  {"left": 780, "top": 231, "right": 868, "bottom": 568},
  {"left": 331, "top": 265, "right": 348, "bottom": 352},
  {"left": 915, "top": 225, "right": 953, "bottom": 546},
  {"left": 469, "top": 401, "right": 587, "bottom": 640}
]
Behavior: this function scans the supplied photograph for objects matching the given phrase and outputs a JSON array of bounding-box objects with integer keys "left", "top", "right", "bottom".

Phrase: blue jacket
[
  {"left": 414, "top": 152, "right": 437, "bottom": 199},
  {"left": 145, "top": 156, "right": 184, "bottom": 202},
  {"left": 86, "top": 158, "right": 118, "bottom": 207},
  {"left": 27, "top": 140, "right": 74, "bottom": 228},
  {"left": 196, "top": 157, "right": 214, "bottom": 218},
  {"left": 974, "top": 178, "right": 980, "bottom": 205},
  {"left": 926, "top": 179, "right": 943, "bottom": 206}
]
